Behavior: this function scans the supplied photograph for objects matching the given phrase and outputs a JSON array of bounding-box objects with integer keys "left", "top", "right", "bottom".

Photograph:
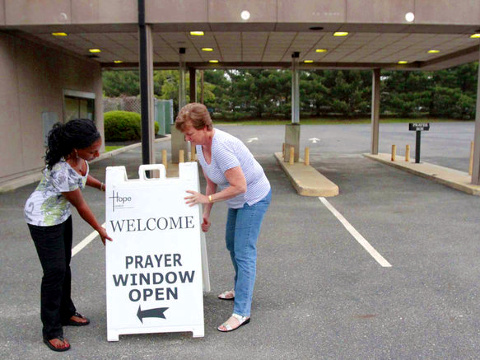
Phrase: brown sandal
[
  {"left": 65, "top": 312, "right": 90, "bottom": 326},
  {"left": 43, "top": 336, "right": 70, "bottom": 352}
]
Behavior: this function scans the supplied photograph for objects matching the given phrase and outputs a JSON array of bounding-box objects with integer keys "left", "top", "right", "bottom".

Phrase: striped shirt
[{"left": 196, "top": 129, "right": 271, "bottom": 209}]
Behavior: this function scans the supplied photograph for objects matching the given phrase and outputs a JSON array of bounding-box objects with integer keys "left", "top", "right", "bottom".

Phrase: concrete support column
[
  {"left": 200, "top": 70, "right": 205, "bottom": 104},
  {"left": 178, "top": 48, "right": 187, "bottom": 109},
  {"left": 291, "top": 51, "right": 300, "bottom": 124},
  {"left": 371, "top": 68, "right": 381, "bottom": 155},
  {"left": 471, "top": 51, "right": 480, "bottom": 185},
  {"left": 285, "top": 52, "right": 300, "bottom": 163},
  {"left": 284, "top": 124, "right": 300, "bottom": 163},
  {"left": 171, "top": 47, "right": 188, "bottom": 164},
  {"left": 138, "top": 0, "right": 155, "bottom": 164},
  {"left": 189, "top": 67, "right": 197, "bottom": 103}
]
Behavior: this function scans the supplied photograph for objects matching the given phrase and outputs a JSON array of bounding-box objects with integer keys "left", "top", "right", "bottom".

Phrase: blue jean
[{"left": 225, "top": 189, "right": 271, "bottom": 317}]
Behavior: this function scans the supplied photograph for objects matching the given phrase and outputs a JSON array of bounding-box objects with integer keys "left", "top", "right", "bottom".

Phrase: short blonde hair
[{"left": 175, "top": 103, "right": 213, "bottom": 132}]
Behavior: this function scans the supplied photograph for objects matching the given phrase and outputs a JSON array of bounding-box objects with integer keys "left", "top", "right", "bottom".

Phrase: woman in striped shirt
[{"left": 176, "top": 103, "right": 271, "bottom": 332}]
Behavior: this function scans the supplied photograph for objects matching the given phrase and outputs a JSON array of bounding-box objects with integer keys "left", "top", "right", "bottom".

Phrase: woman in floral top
[{"left": 24, "top": 119, "right": 112, "bottom": 352}]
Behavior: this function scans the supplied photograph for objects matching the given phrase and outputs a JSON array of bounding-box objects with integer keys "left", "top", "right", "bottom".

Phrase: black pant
[{"left": 28, "top": 217, "right": 76, "bottom": 340}]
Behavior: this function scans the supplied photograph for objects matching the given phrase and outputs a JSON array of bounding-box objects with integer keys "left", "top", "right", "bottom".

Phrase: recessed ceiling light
[
  {"left": 202, "top": 48, "right": 214, "bottom": 52},
  {"left": 398, "top": 61, "right": 408, "bottom": 64},
  {"left": 333, "top": 32, "right": 348, "bottom": 37},
  {"left": 114, "top": 60, "right": 123, "bottom": 64},
  {"left": 209, "top": 60, "right": 219, "bottom": 63},
  {"left": 190, "top": 31, "right": 204, "bottom": 36},
  {"left": 470, "top": 33, "right": 480, "bottom": 39},
  {"left": 405, "top": 12, "right": 415, "bottom": 22},
  {"left": 241, "top": 10, "right": 250, "bottom": 20},
  {"left": 52, "top": 32, "right": 68, "bottom": 37},
  {"left": 315, "top": 49, "right": 328, "bottom": 53},
  {"left": 89, "top": 49, "right": 101, "bottom": 53},
  {"left": 304, "top": 60, "right": 314, "bottom": 63},
  {"left": 427, "top": 50, "right": 440, "bottom": 53}
]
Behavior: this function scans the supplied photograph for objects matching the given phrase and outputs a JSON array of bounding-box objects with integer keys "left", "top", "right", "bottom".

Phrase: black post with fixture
[
  {"left": 138, "top": 0, "right": 150, "bottom": 165},
  {"left": 409, "top": 123, "right": 430, "bottom": 163}
]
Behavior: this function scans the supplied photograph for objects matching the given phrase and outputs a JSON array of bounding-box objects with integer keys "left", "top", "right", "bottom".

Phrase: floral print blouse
[{"left": 24, "top": 159, "right": 88, "bottom": 226}]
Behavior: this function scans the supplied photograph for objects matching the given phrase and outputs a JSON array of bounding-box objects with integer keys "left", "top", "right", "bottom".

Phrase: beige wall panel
[
  {"left": 5, "top": 0, "right": 72, "bottom": 25},
  {"left": 59, "top": 57, "right": 102, "bottom": 94},
  {"left": 346, "top": 0, "right": 414, "bottom": 23},
  {"left": 15, "top": 39, "right": 49, "bottom": 97},
  {"left": 0, "top": 0, "right": 5, "bottom": 25},
  {"left": 0, "top": 97, "right": 23, "bottom": 177},
  {"left": 0, "top": 32, "right": 102, "bottom": 179},
  {"left": 0, "top": 34, "right": 23, "bottom": 178},
  {"left": 415, "top": 0, "right": 480, "bottom": 25},
  {"left": 278, "top": 0, "right": 346, "bottom": 23},
  {"left": 209, "top": 0, "right": 276, "bottom": 23},
  {"left": 19, "top": 95, "right": 50, "bottom": 170},
  {"left": 146, "top": 0, "right": 207, "bottom": 23},
  {"left": 72, "top": 0, "right": 137, "bottom": 24}
]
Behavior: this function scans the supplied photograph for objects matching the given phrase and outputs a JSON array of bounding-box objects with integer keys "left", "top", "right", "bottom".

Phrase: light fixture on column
[{"left": 405, "top": 12, "right": 415, "bottom": 22}]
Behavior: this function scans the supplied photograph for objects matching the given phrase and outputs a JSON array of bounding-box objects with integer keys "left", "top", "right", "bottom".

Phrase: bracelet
[{"left": 208, "top": 195, "right": 213, "bottom": 203}]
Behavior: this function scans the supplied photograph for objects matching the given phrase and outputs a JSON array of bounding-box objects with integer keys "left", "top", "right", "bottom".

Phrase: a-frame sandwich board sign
[{"left": 105, "top": 163, "right": 207, "bottom": 341}]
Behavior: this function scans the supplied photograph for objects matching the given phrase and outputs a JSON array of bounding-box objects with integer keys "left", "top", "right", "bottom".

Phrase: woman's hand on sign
[
  {"left": 185, "top": 190, "right": 207, "bottom": 207},
  {"left": 98, "top": 227, "right": 113, "bottom": 245},
  {"left": 201, "top": 216, "right": 211, "bottom": 232}
]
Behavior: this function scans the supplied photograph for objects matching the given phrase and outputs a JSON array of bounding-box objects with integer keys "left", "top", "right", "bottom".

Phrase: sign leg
[
  {"left": 192, "top": 327, "right": 205, "bottom": 338},
  {"left": 107, "top": 331, "right": 120, "bottom": 342}
]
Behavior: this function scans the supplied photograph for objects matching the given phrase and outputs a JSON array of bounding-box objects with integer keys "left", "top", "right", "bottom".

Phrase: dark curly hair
[{"left": 45, "top": 119, "right": 100, "bottom": 170}]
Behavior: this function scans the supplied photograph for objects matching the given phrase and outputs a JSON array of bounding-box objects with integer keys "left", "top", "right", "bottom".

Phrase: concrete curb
[
  {"left": 364, "top": 153, "right": 480, "bottom": 196},
  {"left": 274, "top": 152, "right": 339, "bottom": 197}
]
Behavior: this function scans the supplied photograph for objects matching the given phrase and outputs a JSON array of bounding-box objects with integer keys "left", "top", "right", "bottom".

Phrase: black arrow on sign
[{"left": 137, "top": 305, "right": 168, "bottom": 323}]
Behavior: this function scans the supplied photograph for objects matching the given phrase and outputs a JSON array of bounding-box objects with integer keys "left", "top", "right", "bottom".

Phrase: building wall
[{"left": 0, "top": 32, "right": 103, "bottom": 180}]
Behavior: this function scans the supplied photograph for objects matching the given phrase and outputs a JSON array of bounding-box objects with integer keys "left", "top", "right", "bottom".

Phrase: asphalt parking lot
[{"left": 1, "top": 123, "right": 479, "bottom": 359}]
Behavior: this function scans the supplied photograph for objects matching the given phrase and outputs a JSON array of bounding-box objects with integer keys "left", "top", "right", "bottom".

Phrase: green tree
[{"left": 103, "top": 71, "right": 140, "bottom": 97}]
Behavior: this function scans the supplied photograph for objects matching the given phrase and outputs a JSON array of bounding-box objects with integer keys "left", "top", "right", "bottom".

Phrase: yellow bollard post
[
  {"left": 191, "top": 144, "right": 196, "bottom": 161},
  {"left": 305, "top": 147, "right": 310, "bottom": 166},
  {"left": 289, "top": 146, "right": 294, "bottom": 165},
  {"left": 179, "top": 149, "right": 184, "bottom": 163},
  {"left": 405, "top": 144, "right": 410, "bottom": 162},
  {"left": 391, "top": 145, "right": 396, "bottom": 161},
  {"left": 162, "top": 149, "right": 168, "bottom": 169},
  {"left": 469, "top": 141, "right": 474, "bottom": 175}
]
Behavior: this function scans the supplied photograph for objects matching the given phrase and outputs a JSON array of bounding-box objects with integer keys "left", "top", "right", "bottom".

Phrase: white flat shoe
[
  {"left": 218, "top": 289, "right": 235, "bottom": 301},
  {"left": 217, "top": 313, "right": 250, "bottom": 332}
]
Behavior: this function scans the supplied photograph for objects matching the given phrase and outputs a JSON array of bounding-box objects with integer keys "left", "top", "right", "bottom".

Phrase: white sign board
[{"left": 105, "top": 163, "right": 207, "bottom": 341}]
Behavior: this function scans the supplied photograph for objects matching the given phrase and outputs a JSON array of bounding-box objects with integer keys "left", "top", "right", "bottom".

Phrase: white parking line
[
  {"left": 319, "top": 197, "right": 392, "bottom": 268},
  {"left": 72, "top": 223, "right": 105, "bottom": 257}
]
